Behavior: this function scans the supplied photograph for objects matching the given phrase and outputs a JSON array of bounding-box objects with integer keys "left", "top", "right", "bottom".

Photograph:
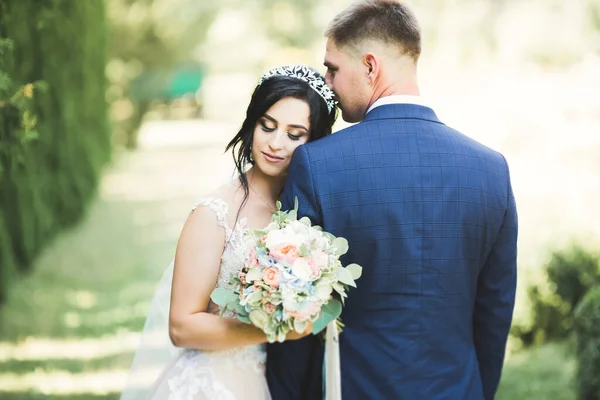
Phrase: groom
[{"left": 267, "top": 1, "right": 518, "bottom": 399}]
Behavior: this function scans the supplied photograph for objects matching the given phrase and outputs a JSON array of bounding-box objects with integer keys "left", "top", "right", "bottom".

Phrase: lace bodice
[{"left": 191, "top": 197, "right": 249, "bottom": 291}]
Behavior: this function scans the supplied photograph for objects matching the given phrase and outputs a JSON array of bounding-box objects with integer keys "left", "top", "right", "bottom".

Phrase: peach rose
[
  {"left": 262, "top": 267, "right": 281, "bottom": 288},
  {"left": 270, "top": 244, "right": 299, "bottom": 264}
]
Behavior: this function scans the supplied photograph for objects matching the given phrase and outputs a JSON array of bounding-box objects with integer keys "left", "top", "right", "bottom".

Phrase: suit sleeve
[
  {"left": 266, "top": 144, "right": 324, "bottom": 400},
  {"left": 280, "top": 144, "right": 321, "bottom": 226},
  {"left": 473, "top": 159, "right": 518, "bottom": 399}
]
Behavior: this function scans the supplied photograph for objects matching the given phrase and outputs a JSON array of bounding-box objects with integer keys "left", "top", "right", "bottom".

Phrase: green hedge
[
  {"left": 511, "top": 245, "right": 600, "bottom": 346},
  {"left": 574, "top": 285, "right": 600, "bottom": 399},
  {"left": 0, "top": 0, "right": 111, "bottom": 302}
]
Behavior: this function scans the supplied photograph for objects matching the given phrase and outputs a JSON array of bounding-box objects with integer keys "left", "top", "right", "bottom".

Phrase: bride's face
[{"left": 252, "top": 97, "right": 311, "bottom": 177}]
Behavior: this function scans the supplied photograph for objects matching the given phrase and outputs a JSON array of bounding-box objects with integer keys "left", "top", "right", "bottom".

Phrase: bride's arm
[
  {"left": 168, "top": 205, "right": 267, "bottom": 351},
  {"left": 168, "top": 205, "right": 309, "bottom": 351}
]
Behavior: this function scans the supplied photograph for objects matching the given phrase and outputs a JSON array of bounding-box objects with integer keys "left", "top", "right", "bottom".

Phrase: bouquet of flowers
[{"left": 211, "top": 199, "right": 362, "bottom": 343}]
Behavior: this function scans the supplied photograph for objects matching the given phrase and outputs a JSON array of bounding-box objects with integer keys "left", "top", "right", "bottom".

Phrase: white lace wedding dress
[{"left": 121, "top": 197, "right": 271, "bottom": 400}]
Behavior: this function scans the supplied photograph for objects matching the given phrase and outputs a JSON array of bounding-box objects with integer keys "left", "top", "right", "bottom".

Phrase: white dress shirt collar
[{"left": 366, "top": 95, "right": 429, "bottom": 115}]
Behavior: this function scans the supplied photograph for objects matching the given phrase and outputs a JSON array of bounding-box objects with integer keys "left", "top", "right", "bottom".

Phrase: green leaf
[
  {"left": 312, "top": 298, "right": 342, "bottom": 334},
  {"left": 331, "top": 237, "right": 349, "bottom": 256},
  {"left": 238, "top": 314, "right": 250, "bottom": 323},
  {"left": 219, "top": 305, "right": 229, "bottom": 317},
  {"left": 346, "top": 263, "right": 363, "bottom": 280},
  {"left": 233, "top": 302, "right": 247, "bottom": 316},
  {"left": 299, "top": 244, "right": 310, "bottom": 257},
  {"left": 336, "top": 266, "right": 356, "bottom": 287},
  {"left": 332, "top": 282, "right": 346, "bottom": 296},
  {"left": 299, "top": 216, "right": 311, "bottom": 226},
  {"left": 287, "top": 209, "right": 297, "bottom": 221},
  {"left": 210, "top": 288, "right": 237, "bottom": 307},
  {"left": 322, "top": 231, "right": 335, "bottom": 243}
]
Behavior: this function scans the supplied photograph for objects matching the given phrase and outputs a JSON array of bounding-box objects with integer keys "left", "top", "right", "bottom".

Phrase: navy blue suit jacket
[{"left": 266, "top": 104, "right": 518, "bottom": 400}]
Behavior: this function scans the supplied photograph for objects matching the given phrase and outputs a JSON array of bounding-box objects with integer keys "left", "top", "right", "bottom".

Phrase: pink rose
[
  {"left": 311, "top": 250, "right": 328, "bottom": 270},
  {"left": 264, "top": 303, "right": 275, "bottom": 313},
  {"left": 248, "top": 248, "right": 258, "bottom": 269},
  {"left": 270, "top": 244, "right": 299, "bottom": 264},
  {"left": 287, "top": 302, "right": 320, "bottom": 322},
  {"left": 309, "top": 261, "right": 321, "bottom": 279},
  {"left": 262, "top": 267, "right": 281, "bottom": 288}
]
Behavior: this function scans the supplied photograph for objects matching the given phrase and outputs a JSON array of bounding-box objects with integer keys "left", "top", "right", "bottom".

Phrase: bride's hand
[{"left": 285, "top": 321, "right": 313, "bottom": 341}]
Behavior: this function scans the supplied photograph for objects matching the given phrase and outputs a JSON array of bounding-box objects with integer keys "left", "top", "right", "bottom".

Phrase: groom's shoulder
[
  {"left": 445, "top": 124, "right": 509, "bottom": 170},
  {"left": 302, "top": 122, "right": 364, "bottom": 154}
]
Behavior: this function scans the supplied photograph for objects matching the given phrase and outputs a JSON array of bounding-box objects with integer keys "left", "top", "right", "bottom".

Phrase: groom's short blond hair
[{"left": 325, "top": 0, "right": 421, "bottom": 60}]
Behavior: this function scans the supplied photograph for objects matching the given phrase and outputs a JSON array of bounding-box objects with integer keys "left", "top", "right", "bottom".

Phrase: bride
[{"left": 120, "top": 64, "right": 337, "bottom": 400}]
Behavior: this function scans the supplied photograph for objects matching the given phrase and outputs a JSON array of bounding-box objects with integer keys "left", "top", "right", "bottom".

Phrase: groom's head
[{"left": 324, "top": 0, "right": 421, "bottom": 123}]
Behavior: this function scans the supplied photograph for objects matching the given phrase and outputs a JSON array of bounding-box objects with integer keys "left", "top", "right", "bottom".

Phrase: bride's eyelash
[{"left": 260, "top": 122, "right": 275, "bottom": 132}]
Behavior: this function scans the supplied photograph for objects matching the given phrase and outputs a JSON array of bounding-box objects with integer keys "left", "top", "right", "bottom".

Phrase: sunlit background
[{"left": 1, "top": 0, "right": 599, "bottom": 399}]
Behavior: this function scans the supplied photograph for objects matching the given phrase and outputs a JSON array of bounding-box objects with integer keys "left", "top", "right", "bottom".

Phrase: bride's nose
[{"left": 268, "top": 130, "right": 284, "bottom": 151}]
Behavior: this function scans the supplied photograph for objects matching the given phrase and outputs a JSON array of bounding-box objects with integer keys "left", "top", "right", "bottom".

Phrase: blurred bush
[
  {"left": 105, "top": 0, "right": 218, "bottom": 148},
  {"left": 512, "top": 245, "right": 600, "bottom": 346},
  {"left": 574, "top": 285, "right": 600, "bottom": 399},
  {"left": 0, "top": 0, "right": 111, "bottom": 302}
]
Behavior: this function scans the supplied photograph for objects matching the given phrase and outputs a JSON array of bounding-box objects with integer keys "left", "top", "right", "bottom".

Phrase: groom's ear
[{"left": 363, "top": 52, "right": 379, "bottom": 82}]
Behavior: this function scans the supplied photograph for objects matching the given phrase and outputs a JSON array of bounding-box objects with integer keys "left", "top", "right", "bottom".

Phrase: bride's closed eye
[{"left": 260, "top": 121, "right": 276, "bottom": 132}]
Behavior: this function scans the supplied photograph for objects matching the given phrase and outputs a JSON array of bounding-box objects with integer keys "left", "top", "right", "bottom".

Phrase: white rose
[
  {"left": 265, "top": 229, "right": 304, "bottom": 250},
  {"left": 315, "top": 280, "right": 333, "bottom": 301},
  {"left": 281, "top": 287, "right": 299, "bottom": 310},
  {"left": 291, "top": 258, "right": 313, "bottom": 281},
  {"left": 290, "top": 220, "right": 310, "bottom": 235}
]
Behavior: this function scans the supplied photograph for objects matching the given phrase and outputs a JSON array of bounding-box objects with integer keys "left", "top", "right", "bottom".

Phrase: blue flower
[{"left": 258, "top": 254, "right": 276, "bottom": 267}]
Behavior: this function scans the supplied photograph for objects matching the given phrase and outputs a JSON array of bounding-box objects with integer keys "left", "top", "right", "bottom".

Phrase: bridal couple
[{"left": 121, "top": 1, "right": 518, "bottom": 399}]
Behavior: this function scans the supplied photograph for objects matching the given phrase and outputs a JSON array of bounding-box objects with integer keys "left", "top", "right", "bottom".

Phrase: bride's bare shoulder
[
  {"left": 207, "top": 180, "right": 246, "bottom": 206},
  {"left": 190, "top": 180, "right": 246, "bottom": 215}
]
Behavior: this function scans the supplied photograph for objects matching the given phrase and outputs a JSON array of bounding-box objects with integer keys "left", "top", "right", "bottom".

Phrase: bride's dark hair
[{"left": 225, "top": 71, "right": 337, "bottom": 215}]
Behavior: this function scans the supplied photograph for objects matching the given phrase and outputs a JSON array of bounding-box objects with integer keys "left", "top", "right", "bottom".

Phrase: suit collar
[{"left": 363, "top": 103, "right": 443, "bottom": 125}]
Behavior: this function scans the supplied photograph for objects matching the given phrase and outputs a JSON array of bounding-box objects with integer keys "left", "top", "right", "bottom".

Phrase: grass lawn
[{"left": 497, "top": 342, "right": 576, "bottom": 400}]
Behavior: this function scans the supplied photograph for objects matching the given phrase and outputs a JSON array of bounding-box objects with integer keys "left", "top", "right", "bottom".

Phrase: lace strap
[{"left": 191, "top": 197, "right": 230, "bottom": 231}]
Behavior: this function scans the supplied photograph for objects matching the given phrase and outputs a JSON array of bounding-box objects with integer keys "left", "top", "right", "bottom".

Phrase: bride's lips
[{"left": 262, "top": 152, "right": 284, "bottom": 163}]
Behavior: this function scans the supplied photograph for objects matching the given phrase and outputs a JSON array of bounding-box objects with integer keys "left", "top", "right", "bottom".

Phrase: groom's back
[{"left": 307, "top": 104, "right": 512, "bottom": 399}]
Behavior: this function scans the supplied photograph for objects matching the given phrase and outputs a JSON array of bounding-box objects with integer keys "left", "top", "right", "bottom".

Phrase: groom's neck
[
  {"left": 368, "top": 79, "right": 420, "bottom": 109},
  {"left": 369, "top": 61, "right": 420, "bottom": 106}
]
